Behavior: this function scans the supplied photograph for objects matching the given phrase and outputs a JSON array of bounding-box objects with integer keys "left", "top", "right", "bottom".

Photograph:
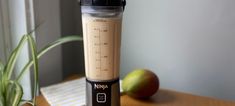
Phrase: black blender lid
[{"left": 80, "top": 0, "right": 126, "bottom": 6}]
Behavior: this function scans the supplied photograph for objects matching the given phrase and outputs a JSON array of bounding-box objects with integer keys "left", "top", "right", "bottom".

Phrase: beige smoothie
[{"left": 82, "top": 14, "right": 122, "bottom": 81}]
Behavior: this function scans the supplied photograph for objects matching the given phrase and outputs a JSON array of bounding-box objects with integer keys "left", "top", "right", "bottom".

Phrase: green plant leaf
[
  {"left": 5, "top": 81, "right": 23, "bottom": 106},
  {"left": 0, "top": 66, "right": 4, "bottom": 106},
  {"left": 0, "top": 59, "right": 4, "bottom": 93},
  {"left": 1, "top": 34, "right": 82, "bottom": 106},
  {"left": 16, "top": 35, "right": 83, "bottom": 81},
  {"left": 4, "top": 35, "right": 28, "bottom": 80},
  {"left": 26, "top": 35, "right": 39, "bottom": 105},
  {"left": 0, "top": 59, "right": 4, "bottom": 72},
  {"left": 2, "top": 35, "right": 27, "bottom": 101},
  {"left": 0, "top": 96, "right": 4, "bottom": 106}
]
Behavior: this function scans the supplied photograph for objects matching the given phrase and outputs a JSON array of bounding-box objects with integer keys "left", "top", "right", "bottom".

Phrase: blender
[{"left": 80, "top": 0, "right": 126, "bottom": 106}]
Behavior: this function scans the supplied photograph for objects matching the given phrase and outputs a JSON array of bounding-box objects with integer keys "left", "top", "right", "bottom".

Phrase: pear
[{"left": 122, "top": 69, "right": 159, "bottom": 98}]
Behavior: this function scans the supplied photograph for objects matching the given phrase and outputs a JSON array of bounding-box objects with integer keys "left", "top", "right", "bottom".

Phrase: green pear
[{"left": 122, "top": 69, "right": 159, "bottom": 98}]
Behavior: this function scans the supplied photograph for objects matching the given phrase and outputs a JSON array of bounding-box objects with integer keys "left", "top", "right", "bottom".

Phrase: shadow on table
[{"left": 138, "top": 89, "right": 175, "bottom": 104}]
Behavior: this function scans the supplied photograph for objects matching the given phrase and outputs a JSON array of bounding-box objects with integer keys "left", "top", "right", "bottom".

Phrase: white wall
[
  {"left": 120, "top": 0, "right": 235, "bottom": 101},
  {"left": 8, "top": 0, "right": 32, "bottom": 100},
  {"left": 34, "top": 0, "right": 62, "bottom": 87}
]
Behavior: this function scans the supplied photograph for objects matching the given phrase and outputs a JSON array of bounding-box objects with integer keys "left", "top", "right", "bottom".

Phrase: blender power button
[{"left": 96, "top": 93, "right": 106, "bottom": 103}]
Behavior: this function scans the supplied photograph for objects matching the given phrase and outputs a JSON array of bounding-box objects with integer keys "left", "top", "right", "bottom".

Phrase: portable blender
[{"left": 80, "top": 0, "right": 126, "bottom": 106}]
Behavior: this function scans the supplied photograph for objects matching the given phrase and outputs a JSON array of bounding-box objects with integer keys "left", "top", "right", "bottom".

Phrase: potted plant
[{"left": 0, "top": 34, "right": 82, "bottom": 106}]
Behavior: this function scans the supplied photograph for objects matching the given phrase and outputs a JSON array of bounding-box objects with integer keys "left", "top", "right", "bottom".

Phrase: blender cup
[{"left": 80, "top": 0, "right": 126, "bottom": 106}]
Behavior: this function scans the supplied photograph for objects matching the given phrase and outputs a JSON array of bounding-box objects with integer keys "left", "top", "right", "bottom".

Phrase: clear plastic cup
[{"left": 80, "top": 0, "right": 126, "bottom": 106}]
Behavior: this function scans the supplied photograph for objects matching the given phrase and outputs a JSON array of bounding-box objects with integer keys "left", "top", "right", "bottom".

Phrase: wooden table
[
  {"left": 34, "top": 75, "right": 235, "bottom": 106},
  {"left": 36, "top": 89, "right": 235, "bottom": 106}
]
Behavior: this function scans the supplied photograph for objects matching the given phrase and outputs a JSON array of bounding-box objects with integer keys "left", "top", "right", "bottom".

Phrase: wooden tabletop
[
  {"left": 33, "top": 75, "right": 235, "bottom": 106},
  {"left": 35, "top": 89, "right": 235, "bottom": 106}
]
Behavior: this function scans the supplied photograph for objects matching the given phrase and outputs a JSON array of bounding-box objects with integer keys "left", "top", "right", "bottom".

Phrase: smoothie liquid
[{"left": 82, "top": 14, "right": 122, "bottom": 81}]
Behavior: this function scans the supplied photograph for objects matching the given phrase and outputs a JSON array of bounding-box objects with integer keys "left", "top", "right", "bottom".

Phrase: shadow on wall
[{"left": 60, "top": 0, "right": 85, "bottom": 79}]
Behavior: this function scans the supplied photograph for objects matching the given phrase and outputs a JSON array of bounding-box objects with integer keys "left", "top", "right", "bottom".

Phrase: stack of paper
[{"left": 40, "top": 77, "right": 86, "bottom": 106}]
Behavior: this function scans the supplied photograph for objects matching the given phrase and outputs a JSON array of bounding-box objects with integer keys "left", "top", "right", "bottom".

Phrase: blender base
[{"left": 86, "top": 78, "right": 120, "bottom": 106}]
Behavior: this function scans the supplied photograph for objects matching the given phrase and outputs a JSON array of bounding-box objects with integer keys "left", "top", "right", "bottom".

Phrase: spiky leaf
[
  {"left": 26, "top": 35, "right": 39, "bottom": 105},
  {"left": 0, "top": 59, "right": 5, "bottom": 106},
  {"left": 4, "top": 35, "right": 28, "bottom": 80},
  {"left": 17, "top": 36, "right": 83, "bottom": 81},
  {"left": 5, "top": 81, "right": 23, "bottom": 106}
]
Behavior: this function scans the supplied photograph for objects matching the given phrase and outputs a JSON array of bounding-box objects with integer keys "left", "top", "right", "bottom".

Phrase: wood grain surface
[
  {"left": 26, "top": 75, "right": 235, "bottom": 106},
  {"left": 34, "top": 89, "right": 235, "bottom": 106}
]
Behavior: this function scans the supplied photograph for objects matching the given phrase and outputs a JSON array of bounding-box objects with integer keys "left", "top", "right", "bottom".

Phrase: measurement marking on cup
[
  {"left": 93, "top": 26, "right": 112, "bottom": 75},
  {"left": 84, "top": 18, "right": 121, "bottom": 80},
  {"left": 99, "top": 28, "right": 102, "bottom": 74}
]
